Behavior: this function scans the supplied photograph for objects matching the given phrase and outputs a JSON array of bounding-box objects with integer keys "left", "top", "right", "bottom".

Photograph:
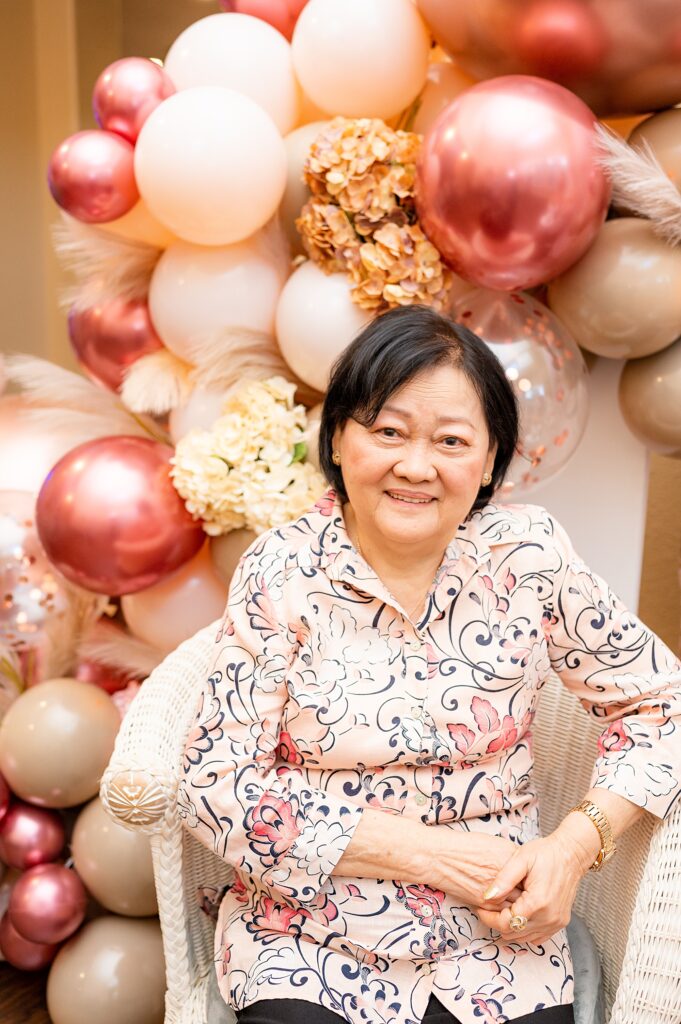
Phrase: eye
[
  {"left": 377, "top": 426, "right": 401, "bottom": 438},
  {"left": 441, "top": 436, "right": 465, "bottom": 448}
]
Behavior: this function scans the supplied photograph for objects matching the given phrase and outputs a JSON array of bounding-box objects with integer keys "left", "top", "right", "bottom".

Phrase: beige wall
[{"left": 1, "top": 0, "right": 679, "bottom": 651}]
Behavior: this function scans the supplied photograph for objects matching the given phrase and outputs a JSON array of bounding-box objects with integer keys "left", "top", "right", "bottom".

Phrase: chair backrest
[{"left": 532, "top": 672, "right": 656, "bottom": 1014}]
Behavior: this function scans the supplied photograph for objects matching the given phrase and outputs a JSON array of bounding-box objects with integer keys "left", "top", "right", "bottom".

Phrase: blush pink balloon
[
  {"left": 415, "top": 75, "right": 610, "bottom": 291},
  {"left": 0, "top": 911, "right": 60, "bottom": 970},
  {"left": 92, "top": 57, "right": 176, "bottom": 144},
  {"left": 75, "top": 657, "right": 138, "bottom": 695},
  {"left": 513, "top": 0, "right": 608, "bottom": 81},
  {"left": 0, "top": 802, "right": 65, "bottom": 870},
  {"left": 0, "top": 774, "right": 9, "bottom": 823},
  {"left": 36, "top": 436, "right": 205, "bottom": 596},
  {"left": 219, "top": 0, "right": 309, "bottom": 39},
  {"left": 9, "top": 863, "right": 87, "bottom": 945},
  {"left": 47, "top": 130, "right": 139, "bottom": 223},
  {"left": 68, "top": 297, "right": 164, "bottom": 393}
]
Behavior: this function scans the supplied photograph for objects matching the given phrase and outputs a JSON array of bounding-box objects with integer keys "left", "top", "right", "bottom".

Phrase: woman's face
[{"left": 332, "top": 363, "right": 498, "bottom": 552}]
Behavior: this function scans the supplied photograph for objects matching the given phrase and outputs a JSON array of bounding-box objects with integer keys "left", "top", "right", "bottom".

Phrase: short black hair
[{"left": 318, "top": 304, "right": 520, "bottom": 514}]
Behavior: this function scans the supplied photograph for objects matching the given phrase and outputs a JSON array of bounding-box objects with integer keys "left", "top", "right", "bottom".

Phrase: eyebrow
[{"left": 380, "top": 404, "right": 476, "bottom": 429}]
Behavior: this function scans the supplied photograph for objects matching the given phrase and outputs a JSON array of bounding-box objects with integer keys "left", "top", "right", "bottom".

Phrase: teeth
[{"left": 388, "top": 493, "right": 432, "bottom": 504}]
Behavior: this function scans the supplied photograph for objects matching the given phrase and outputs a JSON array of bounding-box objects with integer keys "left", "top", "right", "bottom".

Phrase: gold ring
[{"left": 509, "top": 913, "right": 528, "bottom": 932}]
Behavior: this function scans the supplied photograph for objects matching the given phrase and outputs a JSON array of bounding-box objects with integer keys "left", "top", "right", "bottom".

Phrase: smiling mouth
[{"left": 385, "top": 491, "right": 435, "bottom": 505}]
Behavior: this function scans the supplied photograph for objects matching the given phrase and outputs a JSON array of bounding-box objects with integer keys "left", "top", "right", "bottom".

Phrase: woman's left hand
[{"left": 473, "top": 829, "right": 597, "bottom": 945}]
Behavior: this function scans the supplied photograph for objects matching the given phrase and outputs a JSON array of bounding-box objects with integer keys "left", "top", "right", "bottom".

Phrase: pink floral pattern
[{"left": 178, "top": 489, "right": 681, "bottom": 1024}]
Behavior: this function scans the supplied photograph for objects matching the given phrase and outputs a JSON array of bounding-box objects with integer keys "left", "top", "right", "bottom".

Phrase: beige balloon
[
  {"left": 619, "top": 336, "right": 681, "bottom": 457},
  {"left": 47, "top": 916, "right": 165, "bottom": 1024},
  {"left": 121, "top": 542, "right": 228, "bottom": 654},
  {"left": 210, "top": 530, "right": 257, "bottom": 588},
  {"left": 71, "top": 798, "right": 157, "bottom": 917},
  {"left": 0, "top": 679, "right": 120, "bottom": 808},
  {"left": 629, "top": 109, "right": 681, "bottom": 191},
  {"left": 547, "top": 218, "right": 681, "bottom": 359},
  {"left": 412, "top": 61, "right": 478, "bottom": 135},
  {"left": 94, "top": 200, "right": 177, "bottom": 249},
  {"left": 281, "top": 120, "right": 329, "bottom": 257}
]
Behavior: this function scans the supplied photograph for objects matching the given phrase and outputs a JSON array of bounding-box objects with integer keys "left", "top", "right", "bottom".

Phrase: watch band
[{"left": 567, "top": 798, "right": 616, "bottom": 871}]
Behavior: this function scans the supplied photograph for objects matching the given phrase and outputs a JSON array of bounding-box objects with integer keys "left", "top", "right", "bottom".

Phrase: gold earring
[
  {"left": 482, "top": 472, "right": 492, "bottom": 486},
  {"left": 332, "top": 451, "right": 341, "bottom": 465}
]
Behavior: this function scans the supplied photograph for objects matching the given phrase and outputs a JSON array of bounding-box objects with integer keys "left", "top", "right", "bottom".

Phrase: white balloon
[
  {"left": 0, "top": 397, "right": 76, "bottom": 494},
  {"left": 292, "top": 0, "right": 430, "bottom": 118},
  {"left": 168, "top": 386, "right": 231, "bottom": 443},
  {"left": 275, "top": 261, "right": 370, "bottom": 392},
  {"left": 149, "top": 234, "right": 287, "bottom": 359},
  {"left": 281, "top": 121, "right": 329, "bottom": 257},
  {"left": 165, "top": 13, "right": 299, "bottom": 136},
  {"left": 121, "top": 543, "right": 227, "bottom": 655},
  {"left": 135, "top": 87, "right": 287, "bottom": 246}
]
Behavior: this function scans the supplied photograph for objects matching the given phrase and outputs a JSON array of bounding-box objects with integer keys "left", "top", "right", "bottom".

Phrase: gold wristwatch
[{"left": 567, "top": 798, "right": 617, "bottom": 871}]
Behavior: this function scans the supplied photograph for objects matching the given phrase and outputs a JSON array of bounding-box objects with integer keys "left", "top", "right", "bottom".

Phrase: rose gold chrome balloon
[
  {"left": 220, "top": 0, "right": 309, "bottom": 40},
  {"left": 75, "top": 655, "right": 138, "bottom": 695},
  {"left": 0, "top": 910, "right": 60, "bottom": 970},
  {"left": 417, "top": 0, "right": 681, "bottom": 116},
  {"left": 36, "top": 436, "right": 204, "bottom": 595},
  {"left": 0, "top": 773, "right": 9, "bottom": 823},
  {"left": 92, "top": 57, "right": 175, "bottom": 144},
  {"left": 47, "top": 130, "right": 138, "bottom": 223},
  {"left": 416, "top": 75, "right": 610, "bottom": 291},
  {"left": 68, "top": 298, "right": 164, "bottom": 393},
  {"left": 0, "top": 801, "right": 65, "bottom": 870},
  {"left": 9, "top": 863, "right": 87, "bottom": 945}
]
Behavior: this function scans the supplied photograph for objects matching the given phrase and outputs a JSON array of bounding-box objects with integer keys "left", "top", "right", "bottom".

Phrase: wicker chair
[{"left": 100, "top": 620, "right": 681, "bottom": 1024}]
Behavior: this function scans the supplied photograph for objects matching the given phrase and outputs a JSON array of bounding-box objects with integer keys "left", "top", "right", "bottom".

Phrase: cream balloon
[
  {"left": 121, "top": 542, "right": 228, "bottom": 654},
  {"left": 210, "top": 529, "right": 257, "bottom": 587},
  {"left": 164, "top": 13, "right": 299, "bottom": 135},
  {"left": 275, "top": 261, "right": 371, "bottom": 392},
  {"left": 619, "top": 337, "right": 681, "bottom": 457},
  {"left": 0, "top": 679, "right": 120, "bottom": 808},
  {"left": 168, "top": 387, "right": 231, "bottom": 443},
  {"left": 412, "top": 61, "right": 478, "bottom": 135},
  {"left": 547, "top": 218, "right": 681, "bottom": 359},
  {"left": 0, "top": 397, "right": 78, "bottom": 494},
  {"left": 292, "top": 0, "right": 430, "bottom": 119},
  {"left": 628, "top": 109, "right": 681, "bottom": 191},
  {"left": 71, "top": 798, "right": 157, "bottom": 917},
  {"left": 47, "top": 916, "right": 165, "bottom": 1024},
  {"left": 135, "top": 87, "right": 287, "bottom": 246},
  {"left": 281, "top": 120, "right": 329, "bottom": 256},
  {"left": 94, "top": 200, "right": 177, "bottom": 249},
  {"left": 149, "top": 235, "right": 286, "bottom": 360}
]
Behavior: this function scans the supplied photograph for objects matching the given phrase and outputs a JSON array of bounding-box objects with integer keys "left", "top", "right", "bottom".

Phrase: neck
[{"left": 343, "top": 502, "right": 449, "bottom": 581}]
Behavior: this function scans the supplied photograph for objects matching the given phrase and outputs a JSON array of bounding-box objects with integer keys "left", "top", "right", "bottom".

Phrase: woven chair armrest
[{"left": 100, "top": 618, "right": 221, "bottom": 834}]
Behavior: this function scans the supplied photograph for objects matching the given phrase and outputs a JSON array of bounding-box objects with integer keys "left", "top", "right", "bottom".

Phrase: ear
[
  {"left": 486, "top": 441, "right": 498, "bottom": 476},
  {"left": 332, "top": 425, "right": 343, "bottom": 451}
]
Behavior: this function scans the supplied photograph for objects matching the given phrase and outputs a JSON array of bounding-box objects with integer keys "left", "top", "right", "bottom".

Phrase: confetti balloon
[{"left": 452, "top": 289, "right": 589, "bottom": 494}]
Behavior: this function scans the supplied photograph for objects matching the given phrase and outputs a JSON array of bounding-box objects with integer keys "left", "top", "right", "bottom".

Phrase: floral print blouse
[{"left": 178, "top": 488, "right": 681, "bottom": 1024}]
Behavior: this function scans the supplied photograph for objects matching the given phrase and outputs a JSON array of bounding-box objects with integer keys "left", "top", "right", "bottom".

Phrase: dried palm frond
[
  {"left": 0, "top": 643, "right": 24, "bottom": 719},
  {"left": 121, "top": 349, "right": 194, "bottom": 415},
  {"left": 596, "top": 124, "right": 681, "bottom": 247},
  {"left": 52, "top": 213, "right": 161, "bottom": 311},
  {"left": 4, "top": 354, "right": 170, "bottom": 446},
  {"left": 41, "top": 586, "right": 110, "bottom": 681},
  {"left": 77, "top": 618, "right": 165, "bottom": 679}
]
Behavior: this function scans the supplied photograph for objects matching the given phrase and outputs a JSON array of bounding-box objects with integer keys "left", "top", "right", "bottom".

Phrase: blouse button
[
  {"left": 408, "top": 640, "right": 423, "bottom": 651},
  {"left": 415, "top": 793, "right": 428, "bottom": 806},
  {"left": 411, "top": 706, "right": 423, "bottom": 719}
]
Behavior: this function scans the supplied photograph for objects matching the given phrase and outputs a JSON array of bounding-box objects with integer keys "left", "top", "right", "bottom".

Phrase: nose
[{"left": 392, "top": 441, "right": 437, "bottom": 483}]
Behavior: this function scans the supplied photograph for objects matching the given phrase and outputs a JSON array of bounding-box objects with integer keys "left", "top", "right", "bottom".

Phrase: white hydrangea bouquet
[{"left": 170, "top": 377, "right": 326, "bottom": 536}]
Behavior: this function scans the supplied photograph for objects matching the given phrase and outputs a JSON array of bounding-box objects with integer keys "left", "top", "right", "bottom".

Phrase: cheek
[{"left": 342, "top": 446, "right": 393, "bottom": 484}]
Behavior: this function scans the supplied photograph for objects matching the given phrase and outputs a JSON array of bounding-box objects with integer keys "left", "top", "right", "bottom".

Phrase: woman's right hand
[{"left": 427, "top": 829, "right": 523, "bottom": 908}]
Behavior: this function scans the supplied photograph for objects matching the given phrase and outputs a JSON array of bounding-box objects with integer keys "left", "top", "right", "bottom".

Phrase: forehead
[{"left": 378, "top": 364, "right": 485, "bottom": 419}]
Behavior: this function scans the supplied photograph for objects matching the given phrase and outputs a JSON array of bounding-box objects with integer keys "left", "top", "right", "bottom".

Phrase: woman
[{"left": 178, "top": 305, "right": 681, "bottom": 1024}]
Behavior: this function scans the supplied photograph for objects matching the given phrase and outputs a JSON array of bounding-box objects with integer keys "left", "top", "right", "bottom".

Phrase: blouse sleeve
[
  {"left": 176, "top": 550, "right": 364, "bottom": 906},
  {"left": 544, "top": 511, "right": 681, "bottom": 819}
]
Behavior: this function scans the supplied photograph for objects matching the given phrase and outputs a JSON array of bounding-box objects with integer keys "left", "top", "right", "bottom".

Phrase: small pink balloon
[
  {"left": 92, "top": 57, "right": 175, "bottom": 144},
  {"left": 47, "top": 130, "right": 139, "bottom": 223},
  {"left": 513, "top": 0, "right": 608, "bottom": 81},
  {"left": 68, "top": 297, "right": 164, "bottom": 393},
  {"left": 0, "top": 802, "right": 65, "bottom": 870},
  {"left": 219, "top": 0, "right": 309, "bottom": 39},
  {"left": 0, "top": 773, "right": 10, "bottom": 823},
  {"left": 36, "top": 436, "right": 205, "bottom": 595},
  {"left": 9, "top": 863, "right": 87, "bottom": 945},
  {"left": 75, "top": 657, "right": 138, "bottom": 695},
  {"left": 0, "top": 910, "right": 60, "bottom": 970},
  {"left": 415, "top": 75, "right": 610, "bottom": 291}
]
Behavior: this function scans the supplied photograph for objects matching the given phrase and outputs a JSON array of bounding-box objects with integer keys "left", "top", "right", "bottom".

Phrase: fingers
[
  {"left": 481, "top": 848, "right": 532, "bottom": 904},
  {"left": 475, "top": 899, "right": 571, "bottom": 946}
]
